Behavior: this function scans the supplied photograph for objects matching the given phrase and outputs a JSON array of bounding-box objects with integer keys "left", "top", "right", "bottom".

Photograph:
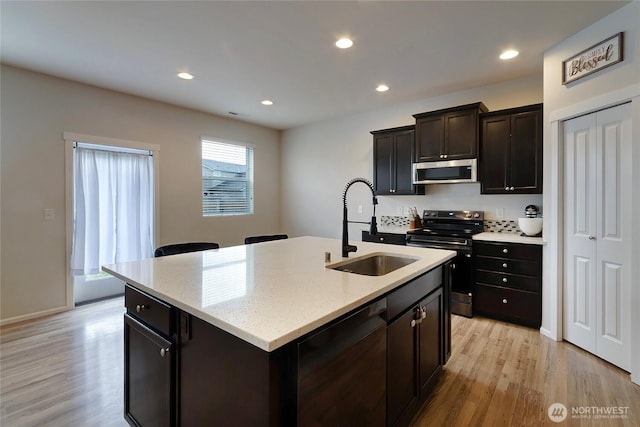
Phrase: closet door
[
  {"left": 564, "top": 113, "right": 598, "bottom": 354},
  {"left": 593, "top": 104, "right": 632, "bottom": 370},
  {"left": 563, "top": 103, "right": 632, "bottom": 371}
]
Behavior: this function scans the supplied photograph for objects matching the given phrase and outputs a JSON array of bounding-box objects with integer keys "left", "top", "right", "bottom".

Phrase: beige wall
[
  {"left": 281, "top": 74, "right": 543, "bottom": 241},
  {"left": 0, "top": 65, "right": 281, "bottom": 322},
  {"left": 541, "top": 1, "right": 639, "bottom": 383}
]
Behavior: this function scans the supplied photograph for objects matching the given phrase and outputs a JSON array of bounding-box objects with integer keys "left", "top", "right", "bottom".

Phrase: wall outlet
[
  {"left": 357, "top": 204, "right": 363, "bottom": 214},
  {"left": 495, "top": 208, "right": 505, "bottom": 219},
  {"left": 44, "top": 208, "right": 55, "bottom": 220}
]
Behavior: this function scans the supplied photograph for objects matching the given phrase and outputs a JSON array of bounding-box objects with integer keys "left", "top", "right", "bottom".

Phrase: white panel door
[
  {"left": 563, "top": 103, "right": 632, "bottom": 371},
  {"left": 564, "top": 113, "right": 598, "bottom": 353},
  {"left": 594, "top": 103, "right": 631, "bottom": 370}
]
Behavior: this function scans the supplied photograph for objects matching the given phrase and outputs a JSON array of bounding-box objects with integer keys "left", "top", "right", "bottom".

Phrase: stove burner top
[
  {"left": 407, "top": 210, "right": 484, "bottom": 237},
  {"left": 406, "top": 210, "right": 484, "bottom": 251}
]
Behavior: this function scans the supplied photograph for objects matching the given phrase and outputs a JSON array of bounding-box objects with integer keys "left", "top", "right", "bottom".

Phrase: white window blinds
[{"left": 202, "top": 139, "right": 254, "bottom": 216}]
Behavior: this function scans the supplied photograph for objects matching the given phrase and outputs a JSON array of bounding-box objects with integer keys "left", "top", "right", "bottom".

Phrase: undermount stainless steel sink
[{"left": 328, "top": 253, "right": 418, "bottom": 276}]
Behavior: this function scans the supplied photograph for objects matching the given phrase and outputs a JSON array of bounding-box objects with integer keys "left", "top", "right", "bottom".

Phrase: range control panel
[{"left": 422, "top": 210, "right": 484, "bottom": 220}]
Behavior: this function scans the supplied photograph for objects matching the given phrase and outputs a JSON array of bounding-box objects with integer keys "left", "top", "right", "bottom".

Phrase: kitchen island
[{"left": 104, "top": 236, "right": 455, "bottom": 427}]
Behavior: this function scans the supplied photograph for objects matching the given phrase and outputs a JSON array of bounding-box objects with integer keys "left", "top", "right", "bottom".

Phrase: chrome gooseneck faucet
[{"left": 342, "top": 178, "right": 378, "bottom": 257}]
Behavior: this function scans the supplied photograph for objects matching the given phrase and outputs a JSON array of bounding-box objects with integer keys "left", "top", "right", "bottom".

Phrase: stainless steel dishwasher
[{"left": 295, "top": 299, "right": 387, "bottom": 426}]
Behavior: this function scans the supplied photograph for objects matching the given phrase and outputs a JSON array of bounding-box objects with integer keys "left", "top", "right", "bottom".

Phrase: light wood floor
[{"left": 1, "top": 298, "right": 639, "bottom": 426}]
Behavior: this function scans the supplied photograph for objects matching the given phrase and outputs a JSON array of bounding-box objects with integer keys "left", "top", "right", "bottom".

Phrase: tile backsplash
[
  {"left": 381, "top": 216, "right": 531, "bottom": 235},
  {"left": 484, "top": 219, "right": 520, "bottom": 234},
  {"left": 380, "top": 216, "right": 410, "bottom": 226}
]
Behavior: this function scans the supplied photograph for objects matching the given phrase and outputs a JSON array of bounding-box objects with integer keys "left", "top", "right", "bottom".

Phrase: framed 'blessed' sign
[{"left": 562, "top": 32, "right": 624, "bottom": 85}]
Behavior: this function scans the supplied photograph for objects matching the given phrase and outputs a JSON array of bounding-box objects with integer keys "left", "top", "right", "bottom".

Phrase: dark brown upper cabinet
[
  {"left": 413, "top": 102, "right": 488, "bottom": 162},
  {"left": 372, "top": 125, "right": 425, "bottom": 195},
  {"left": 480, "top": 104, "right": 543, "bottom": 194}
]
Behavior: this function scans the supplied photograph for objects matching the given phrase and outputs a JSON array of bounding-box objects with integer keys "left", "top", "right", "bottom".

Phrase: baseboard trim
[
  {"left": 0, "top": 305, "right": 71, "bottom": 327},
  {"left": 539, "top": 326, "right": 558, "bottom": 341}
]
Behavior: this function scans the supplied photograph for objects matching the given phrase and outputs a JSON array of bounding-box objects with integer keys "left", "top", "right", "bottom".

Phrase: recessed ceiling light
[
  {"left": 499, "top": 50, "right": 519, "bottom": 60},
  {"left": 376, "top": 84, "right": 389, "bottom": 92},
  {"left": 177, "top": 72, "right": 194, "bottom": 80},
  {"left": 336, "top": 38, "right": 353, "bottom": 49},
  {"left": 261, "top": 100, "right": 274, "bottom": 106}
]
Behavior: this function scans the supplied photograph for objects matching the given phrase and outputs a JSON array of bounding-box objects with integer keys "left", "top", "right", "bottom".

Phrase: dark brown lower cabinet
[
  {"left": 296, "top": 300, "right": 387, "bottom": 427},
  {"left": 124, "top": 314, "right": 175, "bottom": 427},
  {"left": 387, "top": 287, "right": 443, "bottom": 427},
  {"left": 418, "top": 289, "right": 442, "bottom": 397},
  {"left": 473, "top": 241, "right": 542, "bottom": 327},
  {"left": 179, "top": 314, "right": 287, "bottom": 427},
  {"left": 362, "top": 230, "right": 407, "bottom": 246},
  {"left": 124, "top": 264, "right": 450, "bottom": 427},
  {"left": 387, "top": 308, "right": 419, "bottom": 426}
]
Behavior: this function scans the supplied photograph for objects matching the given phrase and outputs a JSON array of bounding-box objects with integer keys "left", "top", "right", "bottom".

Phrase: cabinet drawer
[
  {"left": 474, "top": 241, "right": 540, "bottom": 261},
  {"left": 387, "top": 266, "right": 442, "bottom": 321},
  {"left": 125, "top": 285, "right": 174, "bottom": 337},
  {"left": 362, "top": 231, "right": 406, "bottom": 246},
  {"left": 475, "top": 270, "right": 539, "bottom": 292},
  {"left": 475, "top": 284, "right": 541, "bottom": 327},
  {"left": 475, "top": 255, "right": 540, "bottom": 277}
]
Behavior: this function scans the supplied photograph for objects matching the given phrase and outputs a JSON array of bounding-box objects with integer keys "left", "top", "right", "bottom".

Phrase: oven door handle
[
  {"left": 406, "top": 242, "right": 471, "bottom": 253},
  {"left": 406, "top": 238, "right": 469, "bottom": 246}
]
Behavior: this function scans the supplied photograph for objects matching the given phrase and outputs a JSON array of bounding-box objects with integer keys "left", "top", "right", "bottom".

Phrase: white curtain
[{"left": 71, "top": 146, "right": 154, "bottom": 275}]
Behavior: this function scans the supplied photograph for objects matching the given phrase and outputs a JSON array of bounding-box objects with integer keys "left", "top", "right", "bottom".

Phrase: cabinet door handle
[
  {"left": 588, "top": 235, "right": 596, "bottom": 240},
  {"left": 510, "top": 187, "right": 515, "bottom": 191},
  {"left": 502, "top": 263, "right": 508, "bottom": 268},
  {"left": 136, "top": 304, "right": 149, "bottom": 313},
  {"left": 160, "top": 347, "right": 170, "bottom": 358},
  {"left": 412, "top": 307, "right": 425, "bottom": 326},
  {"left": 502, "top": 299, "right": 508, "bottom": 304},
  {"left": 502, "top": 277, "right": 508, "bottom": 283},
  {"left": 502, "top": 248, "right": 508, "bottom": 254},
  {"left": 505, "top": 187, "right": 509, "bottom": 191}
]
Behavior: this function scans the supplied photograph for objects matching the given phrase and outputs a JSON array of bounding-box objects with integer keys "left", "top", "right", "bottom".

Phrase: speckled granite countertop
[
  {"left": 473, "top": 232, "right": 545, "bottom": 245},
  {"left": 104, "top": 236, "right": 454, "bottom": 352}
]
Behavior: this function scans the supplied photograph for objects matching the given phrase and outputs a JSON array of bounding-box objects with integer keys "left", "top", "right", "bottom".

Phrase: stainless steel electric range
[{"left": 406, "top": 210, "right": 484, "bottom": 317}]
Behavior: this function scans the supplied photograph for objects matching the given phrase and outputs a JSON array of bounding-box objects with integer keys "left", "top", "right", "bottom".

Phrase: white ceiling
[{"left": 0, "top": 1, "right": 628, "bottom": 130}]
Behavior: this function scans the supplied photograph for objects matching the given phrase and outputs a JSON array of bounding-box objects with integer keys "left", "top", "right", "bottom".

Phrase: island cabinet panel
[
  {"left": 296, "top": 300, "right": 387, "bottom": 426},
  {"left": 122, "top": 262, "right": 452, "bottom": 427},
  {"left": 124, "top": 285, "right": 177, "bottom": 427},
  {"left": 480, "top": 104, "right": 543, "bottom": 194},
  {"left": 125, "top": 284, "right": 174, "bottom": 336},
  {"left": 387, "top": 308, "right": 419, "bottom": 426},
  {"left": 179, "top": 314, "right": 288, "bottom": 427},
  {"left": 372, "top": 125, "right": 424, "bottom": 195},
  {"left": 418, "top": 288, "right": 443, "bottom": 398},
  {"left": 124, "top": 315, "right": 175, "bottom": 427},
  {"left": 413, "top": 102, "right": 488, "bottom": 162},
  {"left": 473, "top": 241, "right": 542, "bottom": 327},
  {"left": 386, "top": 266, "right": 446, "bottom": 427}
]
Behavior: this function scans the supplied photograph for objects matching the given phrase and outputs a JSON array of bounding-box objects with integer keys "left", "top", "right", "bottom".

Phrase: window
[{"left": 202, "top": 138, "right": 254, "bottom": 216}]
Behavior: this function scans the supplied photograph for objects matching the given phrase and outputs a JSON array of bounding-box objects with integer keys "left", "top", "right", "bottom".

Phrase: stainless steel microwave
[{"left": 413, "top": 158, "right": 477, "bottom": 184}]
